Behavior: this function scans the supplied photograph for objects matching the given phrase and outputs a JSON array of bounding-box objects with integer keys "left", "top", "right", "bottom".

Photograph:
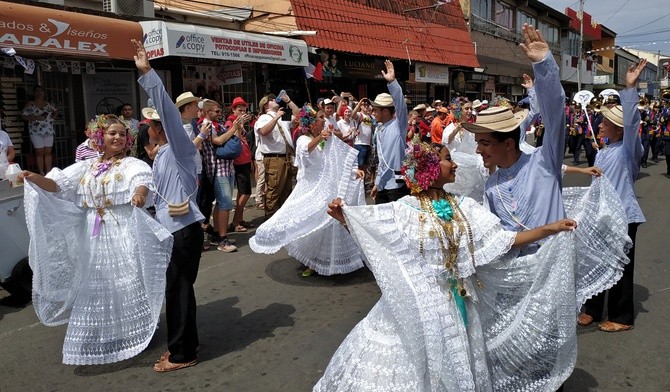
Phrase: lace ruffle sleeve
[{"left": 46, "top": 160, "right": 89, "bottom": 202}]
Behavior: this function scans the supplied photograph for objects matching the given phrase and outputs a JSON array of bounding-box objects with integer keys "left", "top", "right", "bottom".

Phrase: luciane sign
[
  {"left": 0, "top": 1, "right": 142, "bottom": 59},
  {"left": 140, "top": 21, "right": 308, "bottom": 67}
]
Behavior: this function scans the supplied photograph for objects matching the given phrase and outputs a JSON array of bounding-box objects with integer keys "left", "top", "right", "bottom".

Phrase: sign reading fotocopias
[
  {"left": 0, "top": 1, "right": 142, "bottom": 59},
  {"left": 139, "top": 21, "right": 308, "bottom": 67}
]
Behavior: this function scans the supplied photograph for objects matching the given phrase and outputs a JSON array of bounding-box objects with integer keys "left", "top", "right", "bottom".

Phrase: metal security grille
[{"left": 38, "top": 71, "right": 74, "bottom": 169}]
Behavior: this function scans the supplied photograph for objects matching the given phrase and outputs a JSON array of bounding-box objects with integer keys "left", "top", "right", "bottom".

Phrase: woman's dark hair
[{"left": 490, "top": 127, "right": 521, "bottom": 150}]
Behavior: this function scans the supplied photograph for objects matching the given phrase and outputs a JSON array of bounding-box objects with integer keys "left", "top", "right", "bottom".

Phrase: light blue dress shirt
[
  {"left": 374, "top": 80, "right": 408, "bottom": 191},
  {"left": 484, "top": 53, "right": 566, "bottom": 237},
  {"left": 594, "top": 87, "right": 645, "bottom": 224},
  {"left": 138, "top": 70, "right": 205, "bottom": 233}
]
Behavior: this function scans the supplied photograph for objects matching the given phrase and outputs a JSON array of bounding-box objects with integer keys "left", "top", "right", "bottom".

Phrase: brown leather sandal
[
  {"left": 598, "top": 321, "right": 634, "bottom": 332},
  {"left": 577, "top": 313, "right": 594, "bottom": 326},
  {"left": 153, "top": 357, "right": 198, "bottom": 372}
]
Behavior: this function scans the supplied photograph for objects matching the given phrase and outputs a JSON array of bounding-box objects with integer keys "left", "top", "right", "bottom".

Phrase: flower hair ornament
[
  {"left": 449, "top": 98, "right": 462, "bottom": 122},
  {"left": 400, "top": 139, "right": 441, "bottom": 195},
  {"left": 296, "top": 104, "right": 318, "bottom": 135},
  {"left": 85, "top": 114, "right": 134, "bottom": 152}
]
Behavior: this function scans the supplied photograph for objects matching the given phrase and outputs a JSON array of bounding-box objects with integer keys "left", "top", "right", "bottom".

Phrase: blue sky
[{"left": 541, "top": 0, "right": 670, "bottom": 56}]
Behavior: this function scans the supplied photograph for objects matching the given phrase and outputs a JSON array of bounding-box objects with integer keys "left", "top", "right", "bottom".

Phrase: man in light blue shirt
[
  {"left": 581, "top": 60, "right": 647, "bottom": 332},
  {"left": 463, "top": 25, "right": 566, "bottom": 256},
  {"left": 370, "top": 60, "right": 410, "bottom": 204},
  {"left": 134, "top": 39, "right": 204, "bottom": 372}
]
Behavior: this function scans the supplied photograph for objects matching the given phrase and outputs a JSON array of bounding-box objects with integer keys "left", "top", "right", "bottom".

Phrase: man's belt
[{"left": 263, "top": 153, "right": 287, "bottom": 158}]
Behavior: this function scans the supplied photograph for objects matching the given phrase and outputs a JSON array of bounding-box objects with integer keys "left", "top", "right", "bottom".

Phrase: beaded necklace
[
  {"left": 83, "top": 154, "right": 124, "bottom": 236},
  {"left": 417, "top": 190, "right": 479, "bottom": 325}
]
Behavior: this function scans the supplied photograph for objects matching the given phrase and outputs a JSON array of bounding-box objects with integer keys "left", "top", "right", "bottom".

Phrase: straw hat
[
  {"left": 472, "top": 99, "right": 483, "bottom": 110},
  {"left": 258, "top": 94, "right": 276, "bottom": 112},
  {"left": 461, "top": 106, "right": 528, "bottom": 133},
  {"left": 371, "top": 93, "right": 394, "bottom": 108},
  {"left": 601, "top": 105, "right": 624, "bottom": 128},
  {"left": 141, "top": 107, "right": 161, "bottom": 121},
  {"left": 413, "top": 103, "right": 427, "bottom": 111},
  {"left": 425, "top": 106, "right": 436, "bottom": 113},
  {"left": 175, "top": 92, "right": 200, "bottom": 108}
]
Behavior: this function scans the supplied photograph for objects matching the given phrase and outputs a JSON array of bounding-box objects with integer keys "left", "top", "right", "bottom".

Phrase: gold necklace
[
  {"left": 418, "top": 191, "right": 481, "bottom": 297},
  {"left": 84, "top": 156, "right": 123, "bottom": 236}
]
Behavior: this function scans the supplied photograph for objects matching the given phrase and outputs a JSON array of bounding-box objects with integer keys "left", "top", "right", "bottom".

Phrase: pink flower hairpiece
[
  {"left": 400, "top": 139, "right": 441, "bottom": 195},
  {"left": 85, "top": 115, "right": 134, "bottom": 152}
]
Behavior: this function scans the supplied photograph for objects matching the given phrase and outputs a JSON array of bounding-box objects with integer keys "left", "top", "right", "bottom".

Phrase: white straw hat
[{"left": 461, "top": 106, "right": 528, "bottom": 133}]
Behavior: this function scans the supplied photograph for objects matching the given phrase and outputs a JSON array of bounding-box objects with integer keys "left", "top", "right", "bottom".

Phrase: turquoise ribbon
[{"left": 449, "top": 278, "right": 468, "bottom": 327}]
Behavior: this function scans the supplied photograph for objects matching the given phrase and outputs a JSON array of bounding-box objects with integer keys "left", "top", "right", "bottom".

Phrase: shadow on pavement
[
  {"left": 0, "top": 292, "right": 31, "bottom": 321},
  {"left": 265, "top": 258, "right": 375, "bottom": 287},
  {"left": 565, "top": 367, "right": 598, "bottom": 391},
  {"left": 195, "top": 297, "right": 295, "bottom": 361},
  {"left": 72, "top": 297, "right": 296, "bottom": 375}
]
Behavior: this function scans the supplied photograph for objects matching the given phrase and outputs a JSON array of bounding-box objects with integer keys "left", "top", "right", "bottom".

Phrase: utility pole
[{"left": 577, "top": 0, "right": 584, "bottom": 91}]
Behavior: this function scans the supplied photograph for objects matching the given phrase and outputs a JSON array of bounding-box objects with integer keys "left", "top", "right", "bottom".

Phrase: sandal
[
  {"left": 597, "top": 321, "right": 634, "bottom": 332},
  {"left": 153, "top": 357, "right": 198, "bottom": 372},
  {"left": 239, "top": 220, "right": 255, "bottom": 228},
  {"left": 577, "top": 313, "right": 594, "bottom": 326},
  {"left": 229, "top": 223, "right": 247, "bottom": 232}
]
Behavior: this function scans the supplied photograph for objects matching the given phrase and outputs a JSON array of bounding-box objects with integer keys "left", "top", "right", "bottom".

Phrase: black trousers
[
  {"left": 585, "top": 223, "right": 639, "bottom": 325},
  {"left": 582, "top": 137, "right": 598, "bottom": 167},
  {"left": 197, "top": 172, "right": 215, "bottom": 225},
  {"left": 375, "top": 184, "right": 410, "bottom": 205},
  {"left": 664, "top": 141, "right": 670, "bottom": 174},
  {"left": 166, "top": 222, "right": 204, "bottom": 363}
]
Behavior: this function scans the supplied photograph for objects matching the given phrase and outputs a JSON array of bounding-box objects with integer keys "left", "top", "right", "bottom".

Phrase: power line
[
  {"left": 619, "top": 11, "right": 670, "bottom": 34},
  {"left": 601, "top": 0, "right": 631, "bottom": 24}
]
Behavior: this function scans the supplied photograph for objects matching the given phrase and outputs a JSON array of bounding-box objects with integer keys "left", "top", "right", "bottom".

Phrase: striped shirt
[{"left": 201, "top": 122, "right": 235, "bottom": 178}]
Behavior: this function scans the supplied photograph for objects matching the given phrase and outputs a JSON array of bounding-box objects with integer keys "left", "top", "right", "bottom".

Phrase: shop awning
[
  {"left": 289, "top": 0, "right": 479, "bottom": 68},
  {"left": 0, "top": 1, "right": 142, "bottom": 60},
  {"left": 139, "top": 21, "right": 309, "bottom": 67}
]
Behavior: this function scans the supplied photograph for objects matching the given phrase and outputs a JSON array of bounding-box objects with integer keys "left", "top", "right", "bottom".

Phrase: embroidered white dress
[
  {"left": 23, "top": 157, "right": 173, "bottom": 365},
  {"left": 249, "top": 136, "right": 366, "bottom": 275},
  {"left": 314, "top": 178, "right": 630, "bottom": 391}
]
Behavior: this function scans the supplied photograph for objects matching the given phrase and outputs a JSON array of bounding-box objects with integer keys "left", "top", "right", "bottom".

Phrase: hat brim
[
  {"left": 601, "top": 106, "right": 624, "bottom": 128},
  {"left": 371, "top": 102, "right": 394, "bottom": 108},
  {"left": 461, "top": 109, "right": 528, "bottom": 133},
  {"left": 141, "top": 107, "right": 161, "bottom": 121},
  {"left": 175, "top": 97, "right": 200, "bottom": 108}
]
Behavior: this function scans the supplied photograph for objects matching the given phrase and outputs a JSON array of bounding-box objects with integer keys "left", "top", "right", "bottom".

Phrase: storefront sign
[
  {"left": 484, "top": 79, "right": 495, "bottom": 93},
  {"left": 140, "top": 21, "right": 308, "bottom": 66},
  {"left": 415, "top": 62, "right": 449, "bottom": 84},
  {"left": 0, "top": 1, "right": 142, "bottom": 59},
  {"left": 82, "top": 72, "right": 136, "bottom": 120},
  {"left": 182, "top": 63, "right": 243, "bottom": 99}
]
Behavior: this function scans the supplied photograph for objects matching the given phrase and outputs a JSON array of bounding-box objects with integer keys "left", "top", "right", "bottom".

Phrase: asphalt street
[{"left": 0, "top": 154, "right": 669, "bottom": 392}]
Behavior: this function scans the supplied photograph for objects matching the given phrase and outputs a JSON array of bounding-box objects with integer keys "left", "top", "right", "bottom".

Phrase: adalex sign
[
  {"left": 0, "top": 1, "right": 142, "bottom": 60},
  {"left": 140, "top": 21, "right": 308, "bottom": 67}
]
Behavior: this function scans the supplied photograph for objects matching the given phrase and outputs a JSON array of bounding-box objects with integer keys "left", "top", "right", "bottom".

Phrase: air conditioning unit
[{"left": 103, "top": 0, "right": 155, "bottom": 18}]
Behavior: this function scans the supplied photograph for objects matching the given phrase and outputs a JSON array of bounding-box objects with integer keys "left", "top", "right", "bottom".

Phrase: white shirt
[
  {"left": 254, "top": 111, "right": 293, "bottom": 154},
  {"left": 354, "top": 113, "right": 373, "bottom": 146},
  {"left": 337, "top": 118, "right": 356, "bottom": 142}
]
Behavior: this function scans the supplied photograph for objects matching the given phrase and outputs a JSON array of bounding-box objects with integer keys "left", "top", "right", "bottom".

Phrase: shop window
[
  {"left": 517, "top": 12, "right": 536, "bottom": 31},
  {"left": 472, "top": 0, "right": 492, "bottom": 20},
  {"left": 495, "top": 1, "right": 513, "bottom": 29},
  {"left": 403, "top": 81, "right": 428, "bottom": 108},
  {"left": 539, "top": 21, "right": 559, "bottom": 44}
]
